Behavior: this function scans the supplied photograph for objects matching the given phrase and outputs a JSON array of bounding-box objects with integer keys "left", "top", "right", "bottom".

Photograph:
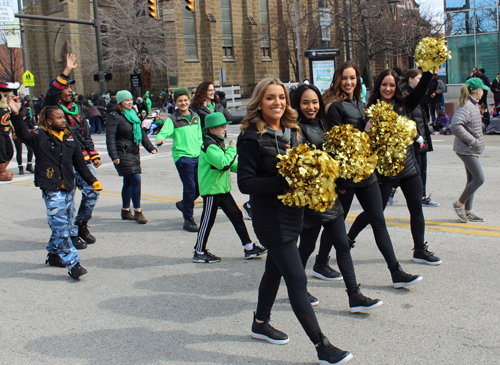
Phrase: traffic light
[
  {"left": 185, "top": 0, "right": 195, "bottom": 12},
  {"left": 148, "top": 0, "right": 159, "bottom": 19}
]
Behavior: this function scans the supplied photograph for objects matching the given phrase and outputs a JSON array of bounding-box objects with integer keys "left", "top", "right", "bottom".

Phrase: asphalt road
[{"left": 1, "top": 126, "right": 500, "bottom": 365}]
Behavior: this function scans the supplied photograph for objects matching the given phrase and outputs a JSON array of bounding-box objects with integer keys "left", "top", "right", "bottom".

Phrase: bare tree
[{"left": 0, "top": 30, "right": 23, "bottom": 82}]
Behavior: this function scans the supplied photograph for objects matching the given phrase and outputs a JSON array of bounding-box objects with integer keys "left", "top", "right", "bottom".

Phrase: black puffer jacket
[
  {"left": 237, "top": 123, "right": 303, "bottom": 248},
  {"left": 191, "top": 103, "right": 244, "bottom": 129},
  {"left": 106, "top": 111, "right": 157, "bottom": 176},
  {"left": 402, "top": 84, "right": 433, "bottom": 154},
  {"left": 298, "top": 117, "right": 343, "bottom": 227},
  {"left": 325, "top": 97, "right": 378, "bottom": 189},
  {"left": 377, "top": 71, "right": 433, "bottom": 182}
]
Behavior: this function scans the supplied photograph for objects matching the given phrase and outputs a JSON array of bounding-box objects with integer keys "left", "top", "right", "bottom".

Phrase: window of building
[
  {"left": 182, "top": 6, "right": 198, "bottom": 61},
  {"left": 259, "top": 0, "right": 271, "bottom": 60},
  {"left": 220, "top": 0, "right": 234, "bottom": 60}
]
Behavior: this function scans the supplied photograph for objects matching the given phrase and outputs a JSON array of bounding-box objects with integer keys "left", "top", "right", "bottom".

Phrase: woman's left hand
[{"left": 364, "top": 119, "right": 373, "bottom": 133}]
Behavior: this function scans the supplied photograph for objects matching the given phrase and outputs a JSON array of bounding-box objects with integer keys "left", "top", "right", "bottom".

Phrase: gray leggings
[{"left": 457, "top": 153, "right": 485, "bottom": 211}]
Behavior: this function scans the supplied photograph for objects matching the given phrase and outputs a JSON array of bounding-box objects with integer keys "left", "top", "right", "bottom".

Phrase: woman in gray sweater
[{"left": 450, "top": 78, "right": 489, "bottom": 223}]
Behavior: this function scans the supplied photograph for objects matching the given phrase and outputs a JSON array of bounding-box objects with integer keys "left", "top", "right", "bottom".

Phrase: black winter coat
[
  {"left": 491, "top": 79, "right": 500, "bottom": 101},
  {"left": 190, "top": 103, "right": 244, "bottom": 129},
  {"left": 325, "top": 97, "right": 378, "bottom": 189},
  {"left": 298, "top": 117, "right": 344, "bottom": 228},
  {"left": 403, "top": 84, "right": 433, "bottom": 154},
  {"left": 237, "top": 123, "right": 303, "bottom": 248},
  {"left": 10, "top": 113, "right": 96, "bottom": 191},
  {"left": 106, "top": 111, "right": 157, "bottom": 176}
]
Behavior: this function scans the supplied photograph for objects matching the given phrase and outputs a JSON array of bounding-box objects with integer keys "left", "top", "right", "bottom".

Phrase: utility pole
[
  {"left": 92, "top": 0, "right": 106, "bottom": 94},
  {"left": 293, "top": 0, "right": 304, "bottom": 83},
  {"left": 17, "top": 0, "right": 28, "bottom": 72}
]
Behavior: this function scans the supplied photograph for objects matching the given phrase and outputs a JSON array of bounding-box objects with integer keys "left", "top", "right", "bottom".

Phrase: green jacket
[
  {"left": 155, "top": 110, "right": 202, "bottom": 162},
  {"left": 144, "top": 97, "right": 152, "bottom": 114},
  {"left": 198, "top": 133, "right": 237, "bottom": 196}
]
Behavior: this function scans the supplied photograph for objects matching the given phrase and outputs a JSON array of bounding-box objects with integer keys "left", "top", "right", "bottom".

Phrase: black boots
[
  {"left": 77, "top": 221, "right": 96, "bottom": 244},
  {"left": 45, "top": 253, "right": 65, "bottom": 268},
  {"left": 18, "top": 165, "right": 24, "bottom": 174},
  {"left": 26, "top": 163, "right": 34, "bottom": 173},
  {"left": 71, "top": 236, "right": 87, "bottom": 250},
  {"left": 68, "top": 262, "right": 87, "bottom": 280}
]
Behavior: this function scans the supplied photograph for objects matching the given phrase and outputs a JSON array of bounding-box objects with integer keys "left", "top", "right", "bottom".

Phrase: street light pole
[
  {"left": 92, "top": 0, "right": 106, "bottom": 94},
  {"left": 293, "top": 0, "right": 304, "bottom": 83},
  {"left": 17, "top": 0, "right": 28, "bottom": 73}
]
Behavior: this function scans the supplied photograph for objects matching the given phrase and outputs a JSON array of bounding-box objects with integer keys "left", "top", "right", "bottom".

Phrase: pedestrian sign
[{"left": 23, "top": 70, "right": 35, "bottom": 87}]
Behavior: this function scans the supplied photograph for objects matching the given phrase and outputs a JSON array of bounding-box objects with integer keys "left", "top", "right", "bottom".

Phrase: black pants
[
  {"left": 256, "top": 240, "right": 323, "bottom": 344},
  {"left": 13, "top": 137, "right": 33, "bottom": 166},
  {"left": 339, "top": 182, "right": 398, "bottom": 270},
  {"left": 194, "top": 193, "right": 251, "bottom": 253},
  {"left": 414, "top": 148, "right": 427, "bottom": 198},
  {"left": 299, "top": 217, "right": 358, "bottom": 294},
  {"left": 349, "top": 175, "right": 425, "bottom": 249}
]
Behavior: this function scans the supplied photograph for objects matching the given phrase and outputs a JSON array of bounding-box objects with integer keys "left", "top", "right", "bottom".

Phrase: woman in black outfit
[
  {"left": 323, "top": 61, "right": 423, "bottom": 287},
  {"left": 237, "top": 77, "right": 352, "bottom": 365},
  {"left": 347, "top": 69, "right": 442, "bottom": 265},
  {"left": 11, "top": 104, "right": 34, "bottom": 174},
  {"left": 190, "top": 81, "right": 244, "bottom": 129},
  {"left": 292, "top": 84, "right": 383, "bottom": 313},
  {"left": 106, "top": 90, "right": 157, "bottom": 224}
]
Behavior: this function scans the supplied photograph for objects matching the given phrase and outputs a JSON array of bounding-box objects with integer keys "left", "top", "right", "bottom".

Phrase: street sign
[
  {"left": 0, "top": 6, "right": 14, "bottom": 23},
  {"left": 130, "top": 73, "right": 141, "bottom": 88},
  {"left": 22, "top": 70, "right": 35, "bottom": 87}
]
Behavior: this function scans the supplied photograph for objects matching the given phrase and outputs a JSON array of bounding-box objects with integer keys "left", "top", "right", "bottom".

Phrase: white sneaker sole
[
  {"left": 312, "top": 270, "right": 343, "bottom": 281},
  {"left": 412, "top": 257, "right": 442, "bottom": 265},
  {"left": 242, "top": 206, "right": 252, "bottom": 220},
  {"left": 393, "top": 275, "right": 423, "bottom": 289},
  {"left": 350, "top": 300, "right": 384, "bottom": 313},
  {"left": 319, "top": 352, "right": 353, "bottom": 365},
  {"left": 251, "top": 332, "right": 289, "bottom": 345}
]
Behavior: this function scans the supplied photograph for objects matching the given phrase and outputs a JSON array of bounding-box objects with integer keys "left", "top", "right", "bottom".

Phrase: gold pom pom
[
  {"left": 414, "top": 37, "right": 451, "bottom": 73},
  {"left": 366, "top": 100, "right": 417, "bottom": 176},
  {"left": 277, "top": 143, "right": 340, "bottom": 212},
  {"left": 322, "top": 124, "right": 378, "bottom": 183}
]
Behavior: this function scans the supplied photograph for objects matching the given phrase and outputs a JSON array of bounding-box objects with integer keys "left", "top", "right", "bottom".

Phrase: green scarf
[
  {"left": 60, "top": 102, "right": 78, "bottom": 115},
  {"left": 123, "top": 108, "right": 143, "bottom": 146}
]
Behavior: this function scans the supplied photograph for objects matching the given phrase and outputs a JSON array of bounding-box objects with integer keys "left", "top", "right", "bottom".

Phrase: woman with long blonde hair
[{"left": 237, "top": 78, "right": 353, "bottom": 365}]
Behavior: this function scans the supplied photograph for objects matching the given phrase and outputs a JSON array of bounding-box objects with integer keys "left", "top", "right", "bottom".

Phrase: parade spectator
[
  {"left": 106, "top": 90, "right": 157, "bottom": 224},
  {"left": 0, "top": 82, "right": 19, "bottom": 181},
  {"left": 44, "top": 54, "right": 101, "bottom": 248},
  {"left": 144, "top": 91, "right": 152, "bottom": 114},
  {"left": 218, "top": 91, "right": 227, "bottom": 109},
  {"left": 433, "top": 109, "right": 450, "bottom": 134},
  {"left": 289, "top": 85, "right": 297, "bottom": 100},
  {"left": 237, "top": 77, "right": 353, "bottom": 365},
  {"left": 135, "top": 97, "right": 147, "bottom": 115},
  {"left": 156, "top": 88, "right": 202, "bottom": 232},
  {"left": 107, "top": 95, "right": 118, "bottom": 113},
  {"left": 468, "top": 67, "right": 478, "bottom": 79},
  {"left": 360, "top": 77, "right": 367, "bottom": 103},
  {"left": 451, "top": 78, "right": 488, "bottom": 223},
  {"left": 190, "top": 81, "right": 244, "bottom": 129},
  {"left": 11, "top": 100, "right": 34, "bottom": 174},
  {"left": 87, "top": 104, "right": 106, "bottom": 134},
  {"left": 479, "top": 103, "right": 490, "bottom": 132},
  {"left": 490, "top": 72, "right": 500, "bottom": 107},
  {"left": 139, "top": 110, "right": 147, "bottom": 121},
  {"left": 9, "top": 97, "right": 102, "bottom": 280},
  {"left": 478, "top": 69, "right": 490, "bottom": 106},
  {"left": 193, "top": 112, "right": 267, "bottom": 263},
  {"left": 422, "top": 72, "right": 445, "bottom": 122},
  {"left": 148, "top": 113, "right": 164, "bottom": 135}
]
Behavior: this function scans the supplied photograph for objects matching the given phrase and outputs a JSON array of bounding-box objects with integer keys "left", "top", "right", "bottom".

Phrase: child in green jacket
[{"left": 193, "top": 112, "right": 267, "bottom": 263}]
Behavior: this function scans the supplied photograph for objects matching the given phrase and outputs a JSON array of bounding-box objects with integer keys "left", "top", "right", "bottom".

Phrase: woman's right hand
[
  {"left": 113, "top": 159, "right": 120, "bottom": 164},
  {"left": 364, "top": 119, "right": 373, "bottom": 133}
]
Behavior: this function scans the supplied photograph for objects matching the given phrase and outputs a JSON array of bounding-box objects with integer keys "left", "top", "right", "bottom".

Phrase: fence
[{"left": 218, "top": 85, "right": 242, "bottom": 108}]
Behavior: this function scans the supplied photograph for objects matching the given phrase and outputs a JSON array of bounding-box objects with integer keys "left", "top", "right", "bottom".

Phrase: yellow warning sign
[{"left": 22, "top": 70, "right": 35, "bottom": 87}]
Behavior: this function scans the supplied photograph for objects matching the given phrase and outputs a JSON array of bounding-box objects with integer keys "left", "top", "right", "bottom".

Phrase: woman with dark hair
[
  {"left": 11, "top": 100, "right": 34, "bottom": 174},
  {"left": 323, "top": 61, "right": 423, "bottom": 288},
  {"left": 402, "top": 69, "right": 438, "bottom": 207},
  {"left": 237, "top": 77, "right": 353, "bottom": 365},
  {"left": 291, "top": 83, "right": 382, "bottom": 313},
  {"left": 190, "top": 81, "right": 244, "bottom": 129},
  {"left": 348, "top": 68, "right": 441, "bottom": 265}
]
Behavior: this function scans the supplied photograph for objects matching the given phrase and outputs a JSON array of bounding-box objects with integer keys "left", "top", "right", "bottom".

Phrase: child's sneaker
[
  {"left": 316, "top": 336, "right": 353, "bottom": 365},
  {"left": 193, "top": 250, "right": 221, "bottom": 263},
  {"left": 251, "top": 313, "right": 289, "bottom": 345},
  {"left": 244, "top": 244, "right": 267, "bottom": 259}
]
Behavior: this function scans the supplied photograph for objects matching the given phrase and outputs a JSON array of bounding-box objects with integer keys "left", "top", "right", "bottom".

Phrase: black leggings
[
  {"left": 299, "top": 217, "right": 358, "bottom": 294},
  {"left": 414, "top": 147, "right": 427, "bottom": 198},
  {"left": 348, "top": 175, "right": 425, "bottom": 249},
  {"left": 256, "top": 240, "right": 322, "bottom": 344},
  {"left": 13, "top": 138, "right": 33, "bottom": 166},
  {"left": 339, "top": 182, "right": 399, "bottom": 270}
]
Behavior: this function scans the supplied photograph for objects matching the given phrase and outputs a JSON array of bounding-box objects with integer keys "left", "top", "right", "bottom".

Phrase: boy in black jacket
[{"left": 9, "top": 96, "right": 103, "bottom": 280}]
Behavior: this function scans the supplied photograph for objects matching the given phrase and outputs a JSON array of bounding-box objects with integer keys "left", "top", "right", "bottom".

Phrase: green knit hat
[
  {"left": 116, "top": 90, "right": 133, "bottom": 104},
  {"left": 203, "top": 112, "right": 230, "bottom": 130},
  {"left": 173, "top": 88, "right": 189, "bottom": 102}
]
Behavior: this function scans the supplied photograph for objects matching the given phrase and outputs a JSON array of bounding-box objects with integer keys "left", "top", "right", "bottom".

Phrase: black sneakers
[
  {"left": 391, "top": 265, "right": 423, "bottom": 288},
  {"left": 193, "top": 251, "right": 221, "bottom": 263},
  {"left": 348, "top": 285, "right": 383, "bottom": 313},
  {"left": 242, "top": 201, "right": 252, "bottom": 220},
  {"left": 77, "top": 221, "right": 96, "bottom": 244},
  {"left": 244, "top": 244, "right": 268, "bottom": 259},
  {"left": 45, "top": 252, "right": 65, "bottom": 268},
  {"left": 183, "top": 217, "right": 199, "bottom": 232},
  {"left": 308, "top": 292, "right": 319, "bottom": 307},
  {"left": 412, "top": 243, "right": 442, "bottom": 265},
  {"left": 251, "top": 313, "right": 289, "bottom": 345},
  {"left": 70, "top": 236, "right": 87, "bottom": 250},
  {"left": 175, "top": 200, "right": 184, "bottom": 213},
  {"left": 68, "top": 262, "right": 87, "bottom": 280},
  {"left": 312, "top": 256, "right": 343, "bottom": 281},
  {"left": 26, "top": 163, "right": 34, "bottom": 173},
  {"left": 316, "top": 336, "right": 353, "bottom": 365}
]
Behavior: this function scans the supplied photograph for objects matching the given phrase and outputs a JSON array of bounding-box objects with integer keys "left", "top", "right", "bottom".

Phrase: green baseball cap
[
  {"left": 466, "top": 77, "right": 489, "bottom": 91},
  {"left": 203, "top": 112, "right": 231, "bottom": 130}
]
